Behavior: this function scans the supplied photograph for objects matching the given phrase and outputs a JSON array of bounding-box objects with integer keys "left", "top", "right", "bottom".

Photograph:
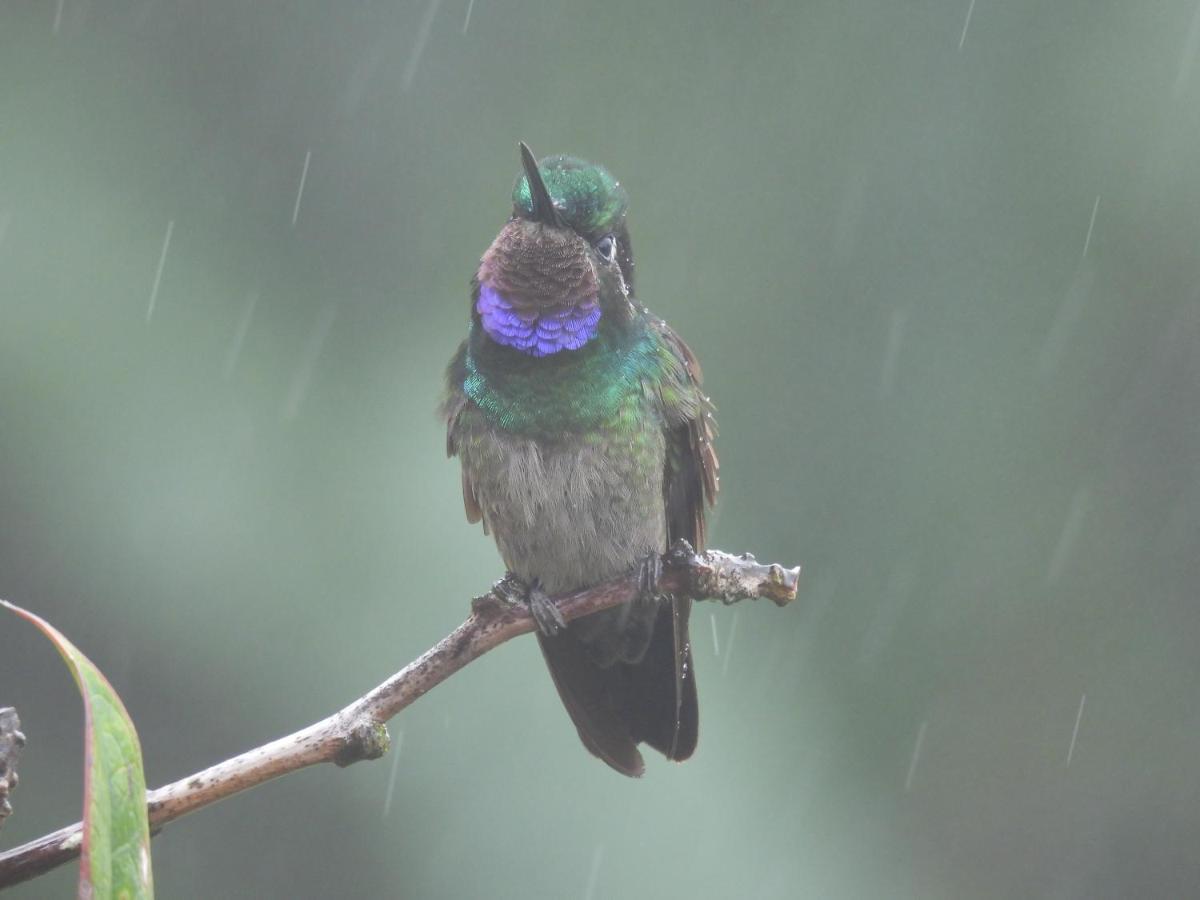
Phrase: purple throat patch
[{"left": 476, "top": 283, "right": 601, "bottom": 356}]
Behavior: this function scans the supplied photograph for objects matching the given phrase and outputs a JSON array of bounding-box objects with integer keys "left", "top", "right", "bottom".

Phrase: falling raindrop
[
  {"left": 145, "top": 219, "right": 175, "bottom": 324},
  {"left": 462, "top": 0, "right": 475, "bottom": 34},
  {"left": 1047, "top": 487, "right": 1089, "bottom": 585},
  {"left": 403, "top": 0, "right": 444, "bottom": 92},
  {"left": 282, "top": 305, "right": 338, "bottom": 420},
  {"left": 880, "top": 307, "right": 908, "bottom": 399},
  {"left": 222, "top": 291, "right": 260, "bottom": 380},
  {"left": 709, "top": 611, "right": 720, "bottom": 657},
  {"left": 583, "top": 844, "right": 604, "bottom": 900},
  {"left": 382, "top": 728, "right": 404, "bottom": 817},
  {"left": 1066, "top": 693, "right": 1086, "bottom": 766},
  {"left": 904, "top": 720, "right": 928, "bottom": 792},
  {"left": 1174, "top": 1, "right": 1200, "bottom": 97},
  {"left": 1081, "top": 195, "right": 1100, "bottom": 258},
  {"left": 291, "top": 150, "right": 312, "bottom": 228},
  {"left": 958, "top": 0, "right": 976, "bottom": 51},
  {"left": 721, "top": 608, "right": 739, "bottom": 676}
]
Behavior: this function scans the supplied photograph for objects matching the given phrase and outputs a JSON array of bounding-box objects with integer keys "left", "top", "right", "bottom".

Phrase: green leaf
[{"left": 1, "top": 600, "right": 154, "bottom": 899}]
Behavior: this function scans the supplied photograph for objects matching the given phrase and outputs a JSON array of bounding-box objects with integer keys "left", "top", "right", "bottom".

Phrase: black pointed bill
[{"left": 519, "top": 141, "right": 563, "bottom": 228}]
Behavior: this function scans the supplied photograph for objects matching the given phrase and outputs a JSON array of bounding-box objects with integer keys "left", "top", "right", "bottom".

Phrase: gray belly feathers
[{"left": 460, "top": 427, "right": 667, "bottom": 666}]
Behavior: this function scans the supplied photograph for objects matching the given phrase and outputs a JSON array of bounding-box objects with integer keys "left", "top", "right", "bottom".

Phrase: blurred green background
[{"left": 3, "top": 1, "right": 1200, "bottom": 897}]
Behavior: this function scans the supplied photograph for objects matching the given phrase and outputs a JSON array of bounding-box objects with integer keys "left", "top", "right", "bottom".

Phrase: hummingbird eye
[{"left": 594, "top": 234, "right": 617, "bottom": 264}]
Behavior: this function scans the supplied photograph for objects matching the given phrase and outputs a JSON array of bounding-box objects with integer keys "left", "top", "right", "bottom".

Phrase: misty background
[{"left": 3, "top": 1, "right": 1200, "bottom": 897}]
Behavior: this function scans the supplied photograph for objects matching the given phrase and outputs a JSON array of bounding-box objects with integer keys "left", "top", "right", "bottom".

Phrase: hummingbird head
[{"left": 473, "top": 143, "right": 634, "bottom": 358}]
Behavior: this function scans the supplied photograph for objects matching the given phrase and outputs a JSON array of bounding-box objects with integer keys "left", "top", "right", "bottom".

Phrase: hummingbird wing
[
  {"left": 621, "top": 319, "right": 719, "bottom": 762},
  {"left": 442, "top": 341, "right": 488, "bottom": 531},
  {"left": 653, "top": 320, "right": 719, "bottom": 549}
]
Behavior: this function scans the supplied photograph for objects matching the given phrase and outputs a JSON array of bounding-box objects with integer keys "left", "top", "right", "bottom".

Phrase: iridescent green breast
[{"left": 462, "top": 320, "right": 670, "bottom": 437}]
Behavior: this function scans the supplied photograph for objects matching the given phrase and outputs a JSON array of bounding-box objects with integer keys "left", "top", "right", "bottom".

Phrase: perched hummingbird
[{"left": 442, "top": 143, "right": 718, "bottom": 776}]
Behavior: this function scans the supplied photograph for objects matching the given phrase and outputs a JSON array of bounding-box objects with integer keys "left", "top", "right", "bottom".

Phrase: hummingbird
[{"left": 442, "top": 143, "right": 718, "bottom": 776}]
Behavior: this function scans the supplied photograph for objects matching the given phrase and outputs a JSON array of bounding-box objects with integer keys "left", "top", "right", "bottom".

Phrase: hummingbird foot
[
  {"left": 491, "top": 572, "right": 527, "bottom": 607},
  {"left": 492, "top": 572, "right": 565, "bottom": 635},
  {"left": 527, "top": 580, "right": 567, "bottom": 635},
  {"left": 635, "top": 551, "right": 668, "bottom": 606}
]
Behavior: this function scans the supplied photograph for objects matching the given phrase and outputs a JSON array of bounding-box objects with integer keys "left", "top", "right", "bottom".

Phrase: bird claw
[
  {"left": 528, "top": 581, "right": 566, "bottom": 636},
  {"left": 491, "top": 572, "right": 527, "bottom": 607},
  {"left": 635, "top": 551, "right": 667, "bottom": 605},
  {"left": 494, "top": 573, "right": 565, "bottom": 635}
]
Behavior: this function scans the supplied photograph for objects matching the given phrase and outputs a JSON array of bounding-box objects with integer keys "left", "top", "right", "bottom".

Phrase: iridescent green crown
[{"left": 513, "top": 156, "right": 628, "bottom": 235}]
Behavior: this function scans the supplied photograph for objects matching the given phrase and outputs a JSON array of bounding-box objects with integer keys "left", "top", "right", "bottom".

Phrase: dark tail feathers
[{"left": 537, "top": 599, "right": 698, "bottom": 777}]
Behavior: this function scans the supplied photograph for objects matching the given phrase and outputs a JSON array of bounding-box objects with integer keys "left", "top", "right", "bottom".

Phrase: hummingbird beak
[{"left": 519, "top": 141, "right": 563, "bottom": 228}]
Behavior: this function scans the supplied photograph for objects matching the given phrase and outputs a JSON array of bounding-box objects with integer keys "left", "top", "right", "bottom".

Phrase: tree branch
[{"left": 0, "top": 547, "right": 799, "bottom": 889}]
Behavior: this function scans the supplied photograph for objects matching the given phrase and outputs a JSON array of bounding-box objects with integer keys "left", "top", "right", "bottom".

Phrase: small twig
[
  {"left": 0, "top": 708, "right": 24, "bottom": 831},
  {"left": 0, "top": 547, "right": 799, "bottom": 889}
]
